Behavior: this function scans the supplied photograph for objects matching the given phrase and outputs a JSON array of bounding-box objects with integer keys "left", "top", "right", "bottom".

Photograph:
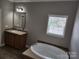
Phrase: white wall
[
  {"left": 1, "top": 0, "right": 13, "bottom": 30},
  {"left": 1, "top": 1, "right": 77, "bottom": 48},
  {"left": 0, "top": 0, "right": 13, "bottom": 45},
  {"left": 15, "top": 2, "right": 78, "bottom": 48},
  {"left": 26, "top": 2, "right": 77, "bottom": 48},
  {"left": 70, "top": 4, "right": 79, "bottom": 59}
]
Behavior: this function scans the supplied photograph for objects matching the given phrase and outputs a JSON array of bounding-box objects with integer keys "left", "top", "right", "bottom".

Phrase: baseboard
[{"left": 0, "top": 43, "right": 5, "bottom": 47}]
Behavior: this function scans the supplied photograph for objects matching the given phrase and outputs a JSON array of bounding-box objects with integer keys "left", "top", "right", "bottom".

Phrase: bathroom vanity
[{"left": 4, "top": 29, "right": 27, "bottom": 49}]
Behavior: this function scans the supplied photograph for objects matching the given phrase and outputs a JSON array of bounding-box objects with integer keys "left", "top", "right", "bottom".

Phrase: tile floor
[{"left": 0, "top": 46, "right": 26, "bottom": 59}]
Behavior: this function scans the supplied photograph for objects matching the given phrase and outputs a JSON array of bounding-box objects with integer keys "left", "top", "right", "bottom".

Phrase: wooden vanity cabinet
[{"left": 4, "top": 31, "right": 27, "bottom": 49}]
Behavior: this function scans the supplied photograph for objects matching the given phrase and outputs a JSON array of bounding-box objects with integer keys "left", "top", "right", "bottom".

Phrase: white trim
[
  {"left": 8, "top": 0, "right": 78, "bottom": 2},
  {"left": 47, "top": 33, "right": 64, "bottom": 38}
]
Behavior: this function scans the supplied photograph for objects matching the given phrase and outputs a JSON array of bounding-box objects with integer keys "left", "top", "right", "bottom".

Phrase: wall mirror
[{"left": 13, "top": 4, "right": 26, "bottom": 31}]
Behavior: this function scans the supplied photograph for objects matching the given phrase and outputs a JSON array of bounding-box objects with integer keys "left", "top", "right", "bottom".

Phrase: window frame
[{"left": 46, "top": 15, "right": 68, "bottom": 38}]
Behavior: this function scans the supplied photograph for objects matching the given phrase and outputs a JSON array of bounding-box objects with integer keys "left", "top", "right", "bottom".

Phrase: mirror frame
[{"left": 13, "top": 3, "right": 26, "bottom": 31}]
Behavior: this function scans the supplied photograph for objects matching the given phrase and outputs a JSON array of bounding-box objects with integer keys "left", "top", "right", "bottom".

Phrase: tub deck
[{"left": 22, "top": 48, "right": 40, "bottom": 59}]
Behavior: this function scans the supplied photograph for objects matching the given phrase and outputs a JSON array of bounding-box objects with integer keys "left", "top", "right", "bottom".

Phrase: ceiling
[{"left": 8, "top": 0, "right": 78, "bottom": 2}]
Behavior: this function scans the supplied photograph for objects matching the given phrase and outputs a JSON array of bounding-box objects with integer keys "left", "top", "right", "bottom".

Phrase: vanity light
[{"left": 16, "top": 6, "right": 25, "bottom": 13}]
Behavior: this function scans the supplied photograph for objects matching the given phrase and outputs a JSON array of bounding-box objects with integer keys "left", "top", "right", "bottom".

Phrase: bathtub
[{"left": 31, "top": 43, "right": 69, "bottom": 59}]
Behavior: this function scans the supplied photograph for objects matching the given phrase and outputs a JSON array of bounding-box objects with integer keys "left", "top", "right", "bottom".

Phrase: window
[{"left": 47, "top": 15, "right": 68, "bottom": 38}]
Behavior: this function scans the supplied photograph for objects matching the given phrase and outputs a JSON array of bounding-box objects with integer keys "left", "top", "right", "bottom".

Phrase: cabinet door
[
  {"left": 5, "top": 31, "right": 27, "bottom": 49},
  {"left": 14, "top": 34, "right": 26, "bottom": 49},
  {"left": 8, "top": 33, "right": 15, "bottom": 47},
  {"left": 5, "top": 32, "right": 9, "bottom": 45},
  {"left": 0, "top": 9, "right": 2, "bottom": 46},
  {"left": 14, "top": 35, "right": 21, "bottom": 49},
  {"left": 5, "top": 32, "right": 15, "bottom": 47}
]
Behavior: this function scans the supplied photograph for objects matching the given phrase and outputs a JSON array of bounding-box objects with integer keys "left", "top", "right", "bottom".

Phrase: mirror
[{"left": 13, "top": 4, "right": 26, "bottom": 31}]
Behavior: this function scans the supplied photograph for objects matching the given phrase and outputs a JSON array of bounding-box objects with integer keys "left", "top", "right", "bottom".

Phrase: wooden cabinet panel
[
  {"left": 4, "top": 31, "right": 27, "bottom": 49},
  {"left": 8, "top": 33, "right": 15, "bottom": 47}
]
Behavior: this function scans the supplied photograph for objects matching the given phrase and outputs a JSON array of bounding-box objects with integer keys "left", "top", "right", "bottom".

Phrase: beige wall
[
  {"left": 14, "top": 2, "right": 78, "bottom": 48},
  {"left": 1, "top": 0, "right": 13, "bottom": 30},
  {"left": 70, "top": 4, "right": 79, "bottom": 59},
  {"left": 0, "top": 0, "right": 13, "bottom": 44},
  {"left": 0, "top": 1, "right": 78, "bottom": 48},
  {"left": 25, "top": 2, "right": 78, "bottom": 48}
]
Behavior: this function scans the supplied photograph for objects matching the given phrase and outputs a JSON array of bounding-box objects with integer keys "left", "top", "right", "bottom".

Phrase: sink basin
[
  {"left": 10, "top": 30, "right": 18, "bottom": 33},
  {"left": 31, "top": 43, "right": 69, "bottom": 59},
  {"left": 6, "top": 29, "right": 26, "bottom": 35}
]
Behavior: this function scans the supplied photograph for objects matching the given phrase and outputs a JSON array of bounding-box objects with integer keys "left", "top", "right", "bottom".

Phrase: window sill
[{"left": 47, "top": 33, "right": 64, "bottom": 39}]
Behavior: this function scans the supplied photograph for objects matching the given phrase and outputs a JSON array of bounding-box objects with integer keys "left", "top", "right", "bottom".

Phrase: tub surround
[
  {"left": 23, "top": 43, "right": 69, "bottom": 59},
  {"left": 23, "top": 48, "right": 40, "bottom": 59},
  {"left": 38, "top": 40, "right": 69, "bottom": 51}
]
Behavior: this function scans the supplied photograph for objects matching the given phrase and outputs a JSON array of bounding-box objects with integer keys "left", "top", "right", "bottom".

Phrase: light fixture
[{"left": 16, "top": 6, "right": 26, "bottom": 13}]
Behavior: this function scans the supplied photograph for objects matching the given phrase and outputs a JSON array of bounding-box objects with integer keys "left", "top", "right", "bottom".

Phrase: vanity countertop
[{"left": 5, "top": 29, "right": 26, "bottom": 35}]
